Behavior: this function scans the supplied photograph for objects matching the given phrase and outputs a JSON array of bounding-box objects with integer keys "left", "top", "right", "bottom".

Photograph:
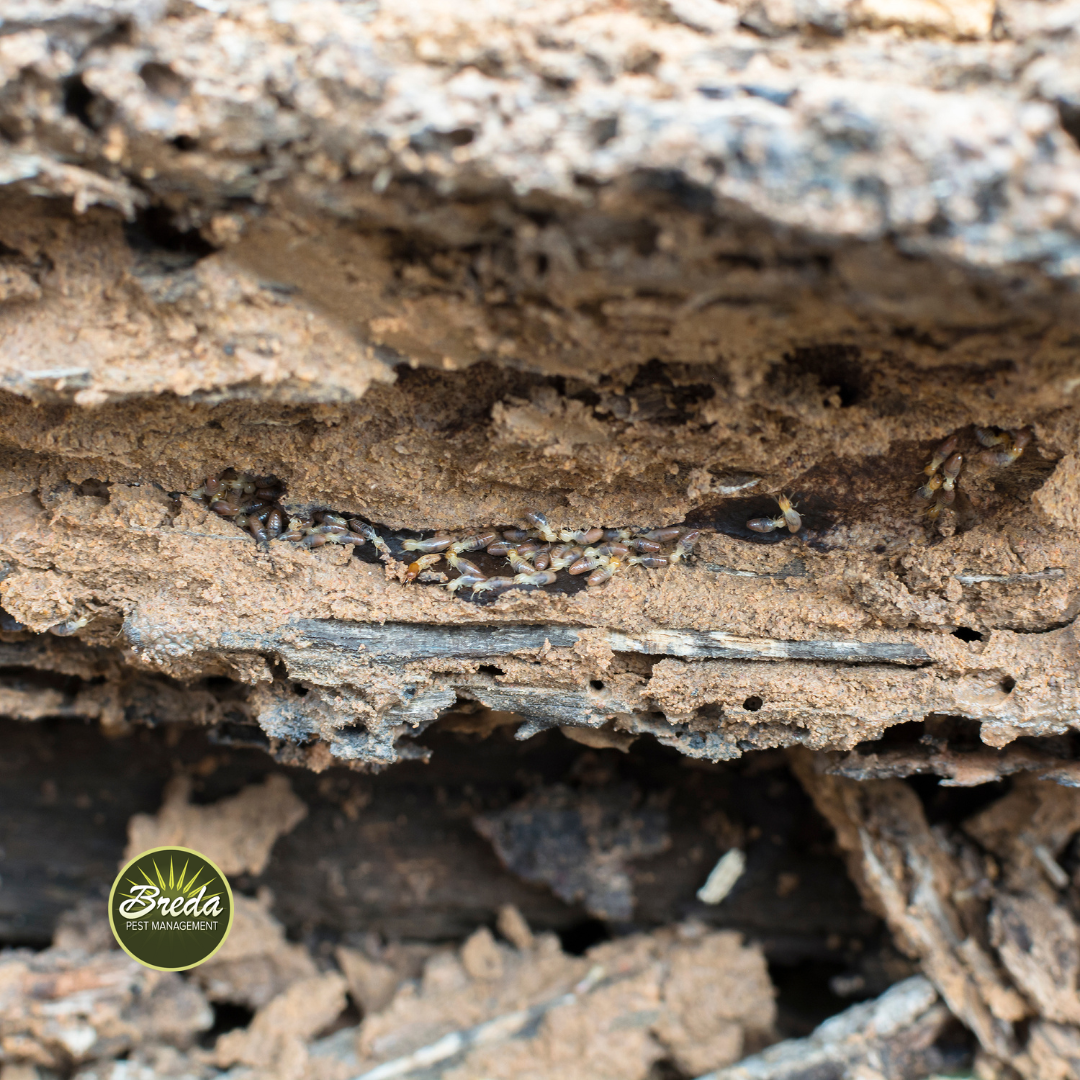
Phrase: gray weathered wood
[
  {"left": 605, "top": 629, "right": 929, "bottom": 664},
  {"left": 290, "top": 620, "right": 580, "bottom": 660},
  {"left": 218, "top": 620, "right": 931, "bottom": 667}
]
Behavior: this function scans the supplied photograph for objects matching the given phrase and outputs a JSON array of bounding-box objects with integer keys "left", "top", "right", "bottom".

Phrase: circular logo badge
[{"left": 108, "top": 846, "right": 234, "bottom": 971}]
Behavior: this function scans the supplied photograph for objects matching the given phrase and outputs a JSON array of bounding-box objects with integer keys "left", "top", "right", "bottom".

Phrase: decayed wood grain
[{"left": 215, "top": 620, "right": 932, "bottom": 666}]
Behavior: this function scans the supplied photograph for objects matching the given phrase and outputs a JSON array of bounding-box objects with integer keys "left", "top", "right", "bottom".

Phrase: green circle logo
[{"left": 108, "top": 846, "right": 234, "bottom": 971}]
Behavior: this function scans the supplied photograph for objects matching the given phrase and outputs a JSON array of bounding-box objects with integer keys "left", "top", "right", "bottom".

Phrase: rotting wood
[
  {"left": 824, "top": 745, "right": 1080, "bottom": 787},
  {"left": 702, "top": 975, "right": 952, "bottom": 1080},
  {"left": 211, "top": 620, "right": 934, "bottom": 666},
  {"left": 791, "top": 751, "right": 1080, "bottom": 1079}
]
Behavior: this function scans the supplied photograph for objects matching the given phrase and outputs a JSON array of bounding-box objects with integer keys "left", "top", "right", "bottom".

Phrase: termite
[
  {"left": 447, "top": 573, "right": 487, "bottom": 594},
  {"left": 670, "top": 530, "right": 702, "bottom": 563},
  {"left": 352, "top": 522, "right": 391, "bottom": 557},
  {"left": 405, "top": 554, "right": 443, "bottom": 582},
  {"left": 513, "top": 570, "right": 558, "bottom": 587},
  {"left": 639, "top": 529, "right": 682, "bottom": 544},
  {"left": 916, "top": 474, "right": 943, "bottom": 500},
  {"left": 524, "top": 512, "right": 558, "bottom": 543},
  {"left": 265, "top": 507, "right": 284, "bottom": 539},
  {"left": 628, "top": 554, "right": 669, "bottom": 569},
  {"left": 277, "top": 519, "right": 307, "bottom": 542},
  {"left": 402, "top": 534, "right": 454, "bottom": 554},
  {"left": 548, "top": 545, "right": 581, "bottom": 571},
  {"left": 777, "top": 496, "right": 800, "bottom": 533},
  {"left": 925, "top": 434, "right": 959, "bottom": 475},
  {"left": 935, "top": 452, "right": 963, "bottom": 504},
  {"left": 449, "top": 531, "right": 499, "bottom": 554},
  {"left": 747, "top": 515, "right": 785, "bottom": 534},
  {"left": 446, "top": 553, "right": 484, "bottom": 576},
  {"left": 471, "top": 576, "right": 517, "bottom": 595},
  {"left": 983, "top": 428, "right": 1031, "bottom": 466},
  {"left": 568, "top": 549, "right": 605, "bottom": 575},
  {"left": 506, "top": 549, "right": 535, "bottom": 573},
  {"left": 587, "top": 557, "right": 623, "bottom": 586},
  {"left": 558, "top": 527, "right": 604, "bottom": 545},
  {"left": 597, "top": 542, "right": 630, "bottom": 558}
]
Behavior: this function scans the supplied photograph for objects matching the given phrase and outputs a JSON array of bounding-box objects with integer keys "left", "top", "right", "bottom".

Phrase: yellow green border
[{"left": 107, "top": 845, "right": 235, "bottom": 971}]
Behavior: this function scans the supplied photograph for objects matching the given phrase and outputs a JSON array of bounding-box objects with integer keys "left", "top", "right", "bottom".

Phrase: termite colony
[
  {"left": 187, "top": 475, "right": 704, "bottom": 598},
  {"left": 398, "top": 514, "right": 702, "bottom": 597},
  {"left": 915, "top": 427, "right": 1031, "bottom": 525}
]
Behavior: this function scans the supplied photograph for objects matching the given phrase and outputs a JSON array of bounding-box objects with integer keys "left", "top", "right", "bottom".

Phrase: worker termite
[
  {"left": 925, "top": 434, "right": 959, "bottom": 476},
  {"left": 568, "top": 549, "right": 605, "bottom": 575},
  {"left": 524, "top": 512, "right": 558, "bottom": 542},
  {"left": 506, "top": 549, "right": 535, "bottom": 573},
  {"left": 471, "top": 576, "right": 517, "bottom": 595},
  {"left": 450, "top": 531, "right": 499, "bottom": 554},
  {"left": 532, "top": 547, "right": 552, "bottom": 571},
  {"left": 548, "top": 545, "right": 581, "bottom": 571},
  {"left": 277, "top": 519, "right": 307, "bottom": 542},
  {"left": 747, "top": 515, "right": 785, "bottom": 534},
  {"left": 352, "top": 522, "right": 391, "bottom": 557},
  {"left": 597, "top": 542, "right": 630, "bottom": 558},
  {"left": 587, "top": 557, "right": 623, "bottom": 586},
  {"left": 514, "top": 570, "right": 558, "bottom": 587},
  {"left": 628, "top": 537, "right": 661, "bottom": 553},
  {"left": 669, "top": 530, "right": 701, "bottom": 563},
  {"left": 641, "top": 527, "right": 683, "bottom": 543},
  {"left": 916, "top": 474, "right": 943, "bottom": 501},
  {"left": 446, "top": 553, "right": 484, "bottom": 576},
  {"left": 558, "top": 527, "right": 603, "bottom": 545},
  {"left": 405, "top": 554, "right": 443, "bottom": 583},
  {"left": 777, "top": 496, "right": 800, "bottom": 533},
  {"left": 401, "top": 534, "right": 454, "bottom": 554},
  {"left": 938, "top": 453, "right": 962, "bottom": 504},
  {"left": 326, "top": 531, "right": 369, "bottom": 546},
  {"left": 265, "top": 508, "right": 284, "bottom": 539},
  {"left": 975, "top": 428, "right": 1008, "bottom": 448},
  {"left": 628, "top": 554, "right": 668, "bottom": 569},
  {"left": 979, "top": 428, "right": 1030, "bottom": 466},
  {"left": 316, "top": 512, "right": 349, "bottom": 528},
  {"left": 447, "top": 573, "right": 487, "bottom": 595}
]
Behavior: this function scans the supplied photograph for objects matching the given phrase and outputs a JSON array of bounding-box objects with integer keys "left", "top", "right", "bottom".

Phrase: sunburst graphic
[{"left": 119, "top": 854, "right": 221, "bottom": 907}]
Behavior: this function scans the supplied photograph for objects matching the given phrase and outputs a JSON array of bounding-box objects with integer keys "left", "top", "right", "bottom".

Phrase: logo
[{"left": 108, "top": 846, "right": 234, "bottom": 971}]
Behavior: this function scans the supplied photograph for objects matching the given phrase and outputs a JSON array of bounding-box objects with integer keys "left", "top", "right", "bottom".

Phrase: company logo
[{"left": 108, "top": 846, "right": 234, "bottom": 971}]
